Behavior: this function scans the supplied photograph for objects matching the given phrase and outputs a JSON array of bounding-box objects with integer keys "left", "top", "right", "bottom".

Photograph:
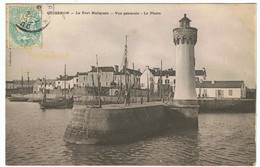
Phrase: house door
[{"left": 216, "top": 90, "right": 224, "bottom": 98}]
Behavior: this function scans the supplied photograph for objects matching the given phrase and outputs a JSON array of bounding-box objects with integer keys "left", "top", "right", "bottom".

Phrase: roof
[
  {"left": 36, "top": 79, "right": 56, "bottom": 84},
  {"left": 148, "top": 68, "right": 156, "bottom": 75},
  {"left": 153, "top": 70, "right": 176, "bottom": 76},
  {"left": 151, "top": 69, "right": 205, "bottom": 77},
  {"left": 57, "top": 75, "right": 74, "bottom": 81},
  {"left": 76, "top": 72, "right": 88, "bottom": 76},
  {"left": 179, "top": 14, "right": 191, "bottom": 23},
  {"left": 246, "top": 87, "right": 256, "bottom": 93},
  {"left": 196, "top": 81, "right": 244, "bottom": 88},
  {"left": 195, "top": 70, "right": 205, "bottom": 76},
  {"left": 125, "top": 68, "right": 142, "bottom": 76},
  {"left": 115, "top": 68, "right": 142, "bottom": 76},
  {"left": 89, "top": 66, "right": 114, "bottom": 73}
]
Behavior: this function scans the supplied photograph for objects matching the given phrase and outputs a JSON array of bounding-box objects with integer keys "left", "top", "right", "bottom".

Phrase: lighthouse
[
  {"left": 173, "top": 14, "right": 197, "bottom": 100},
  {"left": 170, "top": 14, "right": 199, "bottom": 129}
]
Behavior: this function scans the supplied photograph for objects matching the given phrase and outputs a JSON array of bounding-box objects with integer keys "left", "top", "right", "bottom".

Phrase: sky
[{"left": 6, "top": 4, "right": 256, "bottom": 88}]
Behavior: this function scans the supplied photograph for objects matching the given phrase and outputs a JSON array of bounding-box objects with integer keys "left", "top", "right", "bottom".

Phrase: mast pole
[
  {"left": 64, "top": 64, "right": 66, "bottom": 99},
  {"left": 160, "top": 60, "right": 163, "bottom": 100},
  {"left": 44, "top": 75, "right": 47, "bottom": 103},
  {"left": 96, "top": 55, "right": 101, "bottom": 107},
  {"left": 21, "top": 68, "right": 23, "bottom": 94},
  {"left": 27, "top": 72, "right": 29, "bottom": 88},
  {"left": 147, "top": 72, "right": 149, "bottom": 102},
  {"left": 124, "top": 35, "right": 129, "bottom": 106},
  {"left": 21, "top": 75, "right": 24, "bottom": 94}
]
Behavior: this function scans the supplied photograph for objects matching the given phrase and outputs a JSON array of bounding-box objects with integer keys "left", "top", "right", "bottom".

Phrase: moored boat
[
  {"left": 9, "top": 96, "right": 29, "bottom": 102},
  {"left": 39, "top": 97, "right": 73, "bottom": 109},
  {"left": 39, "top": 65, "right": 74, "bottom": 109}
]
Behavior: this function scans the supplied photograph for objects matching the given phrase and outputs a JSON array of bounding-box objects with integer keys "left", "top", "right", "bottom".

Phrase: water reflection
[{"left": 66, "top": 129, "right": 199, "bottom": 165}]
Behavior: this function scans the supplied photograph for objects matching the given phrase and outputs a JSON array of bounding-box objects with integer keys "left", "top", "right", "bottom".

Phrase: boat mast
[
  {"left": 96, "top": 55, "right": 101, "bottom": 107},
  {"left": 43, "top": 75, "right": 47, "bottom": 103},
  {"left": 64, "top": 64, "right": 66, "bottom": 99},
  {"left": 160, "top": 60, "right": 163, "bottom": 100},
  {"left": 21, "top": 68, "right": 23, "bottom": 94},
  {"left": 21, "top": 75, "right": 24, "bottom": 94},
  {"left": 124, "top": 35, "right": 129, "bottom": 105},
  {"left": 27, "top": 72, "right": 30, "bottom": 88},
  {"left": 147, "top": 72, "right": 149, "bottom": 102}
]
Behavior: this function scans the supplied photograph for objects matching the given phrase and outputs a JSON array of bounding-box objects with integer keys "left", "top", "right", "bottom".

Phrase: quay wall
[
  {"left": 74, "top": 95, "right": 158, "bottom": 105},
  {"left": 198, "top": 99, "right": 256, "bottom": 113},
  {"left": 64, "top": 104, "right": 168, "bottom": 144}
]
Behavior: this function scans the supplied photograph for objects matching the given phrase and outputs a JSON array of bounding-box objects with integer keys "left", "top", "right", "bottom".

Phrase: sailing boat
[{"left": 39, "top": 65, "right": 74, "bottom": 109}]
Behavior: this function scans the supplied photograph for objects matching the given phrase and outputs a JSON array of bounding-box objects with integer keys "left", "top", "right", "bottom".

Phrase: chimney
[
  {"left": 114, "top": 65, "right": 119, "bottom": 73},
  {"left": 138, "top": 69, "right": 140, "bottom": 72},
  {"left": 133, "top": 63, "right": 135, "bottom": 70},
  {"left": 91, "top": 66, "right": 95, "bottom": 71},
  {"left": 146, "top": 66, "right": 149, "bottom": 69},
  {"left": 212, "top": 80, "right": 215, "bottom": 84},
  {"left": 203, "top": 67, "right": 207, "bottom": 80}
]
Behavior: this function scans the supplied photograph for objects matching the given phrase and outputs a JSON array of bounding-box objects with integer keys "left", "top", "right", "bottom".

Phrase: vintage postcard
[{"left": 5, "top": 3, "right": 256, "bottom": 166}]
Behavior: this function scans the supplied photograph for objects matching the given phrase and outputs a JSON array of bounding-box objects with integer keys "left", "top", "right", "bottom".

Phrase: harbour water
[{"left": 6, "top": 100, "right": 255, "bottom": 166}]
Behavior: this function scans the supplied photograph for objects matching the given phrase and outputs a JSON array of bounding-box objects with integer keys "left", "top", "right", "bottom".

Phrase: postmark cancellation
[{"left": 7, "top": 4, "right": 53, "bottom": 48}]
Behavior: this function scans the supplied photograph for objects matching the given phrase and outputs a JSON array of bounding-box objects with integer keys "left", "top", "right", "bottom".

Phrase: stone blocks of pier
[
  {"left": 166, "top": 100, "right": 199, "bottom": 129},
  {"left": 64, "top": 104, "right": 167, "bottom": 144}
]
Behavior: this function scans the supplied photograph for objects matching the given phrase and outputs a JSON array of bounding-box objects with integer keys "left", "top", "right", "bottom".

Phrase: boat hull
[
  {"left": 9, "top": 97, "right": 29, "bottom": 102},
  {"left": 39, "top": 98, "right": 73, "bottom": 109}
]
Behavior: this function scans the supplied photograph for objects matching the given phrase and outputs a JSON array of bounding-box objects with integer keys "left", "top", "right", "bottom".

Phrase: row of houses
[
  {"left": 6, "top": 65, "right": 250, "bottom": 99},
  {"left": 140, "top": 66, "right": 207, "bottom": 94}
]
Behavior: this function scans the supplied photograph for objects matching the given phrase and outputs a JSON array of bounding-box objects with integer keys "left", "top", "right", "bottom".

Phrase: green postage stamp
[{"left": 8, "top": 5, "right": 43, "bottom": 47}]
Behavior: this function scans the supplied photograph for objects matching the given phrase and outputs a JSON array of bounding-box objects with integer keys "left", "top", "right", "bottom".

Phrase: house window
[
  {"left": 76, "top": 79, "right": 78, "bottom": 82},
  {"left": 105, "top": 82, "right": 108, "bottom": 86},
  {"left": 58, "top": 81, "right": 60, "bottom": 84},
  {"left": 166, "top": 74, "right": 169, "bottom": 78},
  {"left": 203, "top": 89, "right": 207, "bottom": 97},
  {"left": 173, "top": 79, "right": 176, "bottom": 84},
  {"left": 229, "top": 90, "right": 233, "bottom": 96},
  {"left": 106, "top": 75, "right": 108, "bottom": 79},
  {"left": 165, "top": 79, "right": 169, "bottom": 84}
]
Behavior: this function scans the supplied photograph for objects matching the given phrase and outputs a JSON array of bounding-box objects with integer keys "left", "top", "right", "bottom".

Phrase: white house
[
  {"left": 114, "top": 68, "right": 142, "bottom": 89},
  {"left": 87, "top": 66, "right": 115, "bottom": 87},
  {"left": 55, "top": 75, "right": 75, "bottom": 89},
  {"left": 77, "top": 72, "right": 88, "bottom": 87},
  {"left": 33, "top": 78, "right": 56, "bottom": 93},
  {"left": 140, "top": 66, "right": 207, "bottom": 94},
  {"left": 195, "top": 80, "right": 246, "bottom": 99},
  {"left": 140, "top": 66, "right": 156, "bottom": 90}
]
